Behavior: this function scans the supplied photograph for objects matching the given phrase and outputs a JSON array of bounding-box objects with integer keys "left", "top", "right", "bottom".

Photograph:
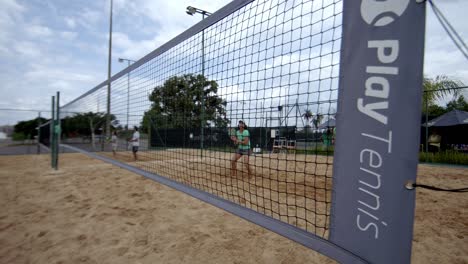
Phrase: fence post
[
  {"left": 51, "top": 96, "right": 56, "bottom": 169},
  {"left": 37, "top": 112, "right": 41, "bottom": 154},
  {"left": 425, "top": 94, "right": 428, "bottom": 162},
  {"left": 55, "top": 91, "right": 60, "bottom": 169}
]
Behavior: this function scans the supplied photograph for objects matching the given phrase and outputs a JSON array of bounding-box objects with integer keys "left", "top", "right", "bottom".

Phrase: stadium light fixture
[{"left": 186, "top": 6, "right": 212, "bottom": 17}]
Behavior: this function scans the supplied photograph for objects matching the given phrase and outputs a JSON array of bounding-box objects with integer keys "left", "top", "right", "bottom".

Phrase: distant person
[
  {"left": 128, "top": 126, "right": 140, "bottom": 161},
  {"left": 428, "top": 130, "right": 441, "bottom": 152},
  {"left": 111, "top": 131, "right": 118, "bottom": 156},
  {"left": 332, "top": 127, "right": 336, "bottom": 145},
  {"left": 322, "top": 128, "right": 333, "bottom": 150},
  {"left": 230, "top": 120, "right": 253, "bottom": 179}
]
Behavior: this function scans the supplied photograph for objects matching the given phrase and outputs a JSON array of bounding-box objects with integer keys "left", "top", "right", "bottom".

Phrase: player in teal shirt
[{"left": 230, "top": 120, "right": 253, "bottom": 178}]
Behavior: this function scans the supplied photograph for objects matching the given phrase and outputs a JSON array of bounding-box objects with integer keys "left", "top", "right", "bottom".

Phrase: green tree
[
  {"left": 301, "top": 109, "right": 323, "bottom": 130},
  {"left": 62, "top": 112, "right": 117, "bottom": 149},
  {"left": 142, "top": 74, "right": 229, "bottom": 131},
  {"left": 13, "top": 117, "right": 47, "bottom": 140},
  {"left": 446, "top": 95, "right": 468, "bottom": 112},
  {"left": 425, "top": 104, "right": 447, "bottom": 118},
  {"left": 302, "top": 109, "right": 313, "bottom": 124},
  {"left": 312, "top": 114, "right": 324, "bottom": 130},
  {"left": 423, "top": 75, "right": 463, "bottom": 112}
]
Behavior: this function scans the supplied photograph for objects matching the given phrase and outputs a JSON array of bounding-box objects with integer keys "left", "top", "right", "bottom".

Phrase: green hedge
[
  {"left": 12, "top": 132, "right": 26, "bottom": 141},
  {"left": 420, "top": 151, "right": 468, "bottom": 165}
]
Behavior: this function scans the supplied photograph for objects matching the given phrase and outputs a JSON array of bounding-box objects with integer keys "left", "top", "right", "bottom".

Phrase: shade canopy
[
  {"left": 318, "top": 118, "right": 336, "bottom": 129},
  {"left": 423, "top": 109, "right": 468, "bottom": 127}
]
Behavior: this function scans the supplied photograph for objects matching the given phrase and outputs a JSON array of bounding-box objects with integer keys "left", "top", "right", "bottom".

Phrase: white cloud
[
  {"left": 25, "top": 24, "right": 53, "bottom": 38},
  {"left": 0, "top": 45, "right": 9, "bottom": 54},
  {"left": 60, "top": 31, "right": 78, "bottom": 41},
  {"left": 424, "top": 1, "right": 468, "bottom": 84},
  {"left": 13, "top": 41, "right": 41, "bottom": 58},
  {"left": 77, "top": 8, "right": 102, "bottom": 30},
  {"left": 0, "top": 0, "right": 25, "bottom": 56},
  {"left": 25, "top": 65, "right": 97, "bottom": 83},
  {"left": 0, "top": 0, "right": 25, "bottom": 28},
  {"left": 113, "top": 32, "right": 132, "bottom": 49},
  {"left": 113, "top": 32, "right": 168, "bottom": 60},
  {"left": 65, "top": 17, "right": 76, "bottom": 29}
]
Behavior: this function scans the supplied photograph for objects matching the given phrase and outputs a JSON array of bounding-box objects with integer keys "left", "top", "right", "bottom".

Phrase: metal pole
[
  {"left": 56, "top": 91, "right": 60, "bottom": 170},
  {"left": 185, "top": 7, "right": 211, "bottom": 157},
  {"left": 51, "top": 96, "right": 55, "bottom": 169},
  {"left": 105, "top": 0, "right": 113, "bottom": 150},
  {"left": 127, "top": 60, "right": 130, "bottom": 132},
  {"left": 37, "top": 112, "right": 41, "bottom": 154},
  {"left": 200, "top": 13, "right": 206, "bottom": 158},
  {"left": 425, "top": 92, "right": 429, "bottom": 161}
]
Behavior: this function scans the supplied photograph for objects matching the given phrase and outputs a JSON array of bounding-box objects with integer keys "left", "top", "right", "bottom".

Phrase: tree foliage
[
  {"left": 13, "top": 117, "right": 47, "bottom": 139},
  {"left": 422, "top": 75, "right": 464, "bottom": 111},
  {"left": 142, "top": 74, "right": 229, "bottom": 131},
  {"left": 423, "top": 94, "right": 468, "bottom": 122},
  {"left": 61, "top": 112, "right": 117, "bottom": 136},
  {"left": 421, "top": 75, "right": 466, "bottom": 121},
  {"left": 302, "top": 109, "right": 323, "bottom": 129},
  {"left": 446, "top": 95, "right": 468, "bottom": 112}
]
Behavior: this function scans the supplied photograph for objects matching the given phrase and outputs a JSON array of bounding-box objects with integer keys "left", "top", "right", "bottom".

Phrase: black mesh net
[{"left": 61, "top": 0, "right": 342, "bottom": 238}]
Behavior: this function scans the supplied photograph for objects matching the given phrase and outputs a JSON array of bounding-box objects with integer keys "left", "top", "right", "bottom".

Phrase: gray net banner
[{"left": 330, "top": 1, "right": 426, "bottom": 264}]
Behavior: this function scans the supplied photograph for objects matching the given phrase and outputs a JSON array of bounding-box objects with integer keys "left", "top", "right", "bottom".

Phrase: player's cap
[{"left": 238, "top": 120, "right": 245, "bottom": 124}]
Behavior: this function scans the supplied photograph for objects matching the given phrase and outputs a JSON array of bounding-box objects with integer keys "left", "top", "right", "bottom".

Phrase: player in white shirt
[
  {"left": 111, "top": 131, "right": 118, "bottom": 156},
  {"left": 128, "top": 126, "right": 140, "bottom": 161}
]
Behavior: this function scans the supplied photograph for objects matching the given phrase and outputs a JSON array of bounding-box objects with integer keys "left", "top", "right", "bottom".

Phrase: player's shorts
[
  {"left": 132, "top": 146, "right": 139, "bottom": 153},
  {"left": 236, "top": 149, "right": 251, "bottom": 156},
  {"left": 112, "top": 144, "right": 117, "bottom": 151}
]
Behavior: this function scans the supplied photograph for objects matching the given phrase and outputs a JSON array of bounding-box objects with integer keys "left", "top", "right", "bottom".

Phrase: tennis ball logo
[{"left": 361, "top": 0, "right": 410, "bottom": 27}]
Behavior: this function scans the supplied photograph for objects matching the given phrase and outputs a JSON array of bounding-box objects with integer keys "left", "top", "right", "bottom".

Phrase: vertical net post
[
  {"left": 425, "top": 92, "right": 429, "bottom": 160},
  {"left": 37, "top": 111, "right": 41, "bottom": 154},
  {"left": 51, "top": 96, "right": 55, "bottom": 169},
  {"left": 330, "top": 1, "right": 426, "bottom": 263},
  {"left": 55, "top": 91, "right": 60, "bottom": 169}
]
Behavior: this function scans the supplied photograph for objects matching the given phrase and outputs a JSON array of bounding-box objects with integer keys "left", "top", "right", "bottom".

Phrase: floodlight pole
[
  {"left": 118, "top": 58, "right": 136, "bottom": 131},
  {"left": 186, "top": 6, "right": 212, "bottom": 157},
  {"left": 105, "top": 0, "right": 113, "bottom": 151},
  {"left": 185, "top": 6, "right": 211, "bottom": 158}
]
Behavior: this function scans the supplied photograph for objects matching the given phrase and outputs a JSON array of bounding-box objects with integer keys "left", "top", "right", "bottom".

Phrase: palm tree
[
  {"left": 423, "top": 75, "right": 463, "bottom": 111},
  {"left": 302, "top": 110, "right": 324, "bottom": 130},
  {"left": 302, "top": 109, "right": 313, "bottom": 129},
  {"left": 312, "top": 113, "right": 324, "bottom": 130}
]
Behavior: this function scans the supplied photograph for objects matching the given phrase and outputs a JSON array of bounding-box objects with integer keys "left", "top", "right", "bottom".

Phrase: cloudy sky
[{"left": 0, "top": 0, "right": 466, "bottom": 125}]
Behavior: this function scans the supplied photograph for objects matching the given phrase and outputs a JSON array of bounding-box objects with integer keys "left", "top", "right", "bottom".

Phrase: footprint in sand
[
  {"left": 0, "top": 223, "right": 14, "bottom": 232},
  {"left": 37, "top": 230, "right": 48, "bottom": 237},
  {"left": 129, "top": 193, "right": 142, "bottom": 198},
  {"left": 64, "top": 194, "right": 77, "bottom": 203},
  {"left": 135, "top": 235, "right": 148, "bottom": 246},
  {"left": 247, "top": 230, "right": 256, "bottom": 237},
  {"left": 77, "top": 256, "right": 91, "bottom": 262},
  {"left": 117, "top": 247, "right": 129, "bottom": 256}
]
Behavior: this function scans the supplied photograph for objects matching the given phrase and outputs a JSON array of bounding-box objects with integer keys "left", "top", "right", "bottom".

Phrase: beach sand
[{"left": 0, "top": 153, "right": 466, "bottom": 263}]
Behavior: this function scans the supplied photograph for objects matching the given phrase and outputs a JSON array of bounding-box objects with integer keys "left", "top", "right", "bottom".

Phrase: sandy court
[
  {"left": 102, "top": 149, "right": 333, "bottom": 235},
  {"left": 0, "top": 153, "right": 467, "bottom": 264}
]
